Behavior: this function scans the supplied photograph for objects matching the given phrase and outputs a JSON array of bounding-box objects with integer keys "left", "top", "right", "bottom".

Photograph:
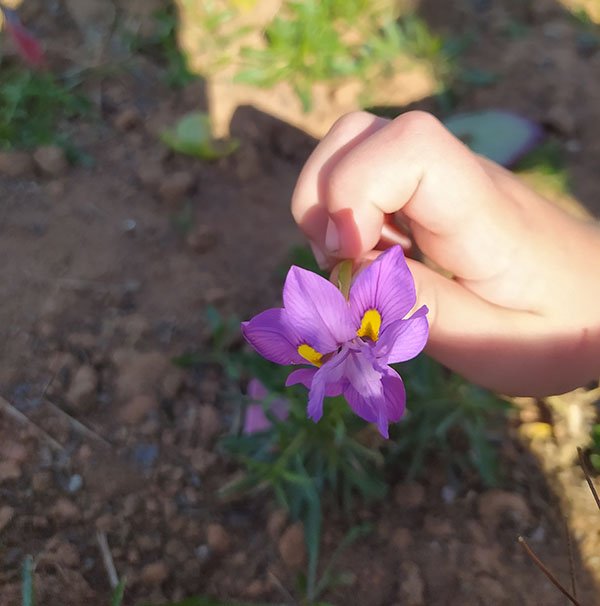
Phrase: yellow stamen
[
  {"left": 298, "top": 344, "right": 323, "bottom": 367},
  {"left": 356, "top": 309, "right": 381, "bottom": 342}
]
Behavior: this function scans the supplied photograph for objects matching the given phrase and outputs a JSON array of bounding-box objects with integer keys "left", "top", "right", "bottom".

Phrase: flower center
[
  {"left": 356, "top": 309, "right": 381, "bottom": 342},
  {"left": 297, "top": 343, "right": 323, "bottom": 367}
]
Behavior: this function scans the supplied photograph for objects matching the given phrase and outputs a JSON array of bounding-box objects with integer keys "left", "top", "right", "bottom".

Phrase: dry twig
[
  {"left": 518, "top": 536, "right": 581, "bottom": 606},
  {"left": 577, "top": 447, "right": 600, "bottom": 511},
  {"left": 0, "top": 395, "right": 64, "bottom": 452},
  {"left": 96, "top": 531, "right": 119, "bottom": 589}
]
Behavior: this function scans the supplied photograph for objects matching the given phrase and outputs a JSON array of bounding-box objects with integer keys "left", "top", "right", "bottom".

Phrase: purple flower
[
  {"left": 241, "top": 246, "right": 429, "bottom": 438},
  {"left": 243, "top": 378, "right": 289, "bottom": 434}
]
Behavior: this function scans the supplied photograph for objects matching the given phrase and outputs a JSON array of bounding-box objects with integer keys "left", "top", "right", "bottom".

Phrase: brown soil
[{"left": 1, "top": 1, "right": 600, "bottom": 605}]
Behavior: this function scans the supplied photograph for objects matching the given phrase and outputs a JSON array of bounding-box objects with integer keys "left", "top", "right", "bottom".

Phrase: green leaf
[
  {"left": 160, "top": 112, "right": 239, "bottom": 160},
  {"left": 110, "top": 579, "right": 126, "bottom": 606},
  {"left": 443, "top": 110, "right": 542, "bottom": 167},
  {"left": 22, "top": 556, "right": 34, "bottom": 606},
  {"left": 314, "top": 524, "right": 372, "bottom": 599},
  {"left": 590, "top": 453, "right": 600, "bottom": 472}
]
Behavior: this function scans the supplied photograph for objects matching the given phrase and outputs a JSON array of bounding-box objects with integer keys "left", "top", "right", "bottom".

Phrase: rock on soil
[
  {"left": 33, "top": 145, "right": 68, "bottom": 177},
  {"left": 398, "top": 561, "right": 425, "bottom": 606},
  {"left": 159, "top": 171, "right": 194, "bottom": 206},
  {"left": 0, "top": 461, "right": 21, "bottom": 484},
  {"left": 114, "top": 107, "right": 141, "bottom": 131},
  {"left": 198, "top": 404, "right": 221, "bottom": 444},
  {"left": 278, "top": 522, "right": 306, "bottom": 570},
  {"left": 393, "top": 482, "right": 425, "bottom": 509},
  {"left": 0, "top": 151, "right": 33, "bottom": 177},
  {"left": 51, "top": 498, "right": 81, "bottom": 523},
  {"left": 114, "top": 350, "right": 170, "bottom": 401},
  {"left": 206, "top": 523, "right": 231, "bottom": 555},
  {"left": 478, "top": 489, "right": 532, "bottom": 533},
  {"left": 267, "top": 509, "right": 288, "bottom": 540},
  {"left": 140, "top": 561, "right": 169, "bottom": 585},
  {"left": 185, "top": 224, "right": 218, "bottom": 253},
  {"left": 66, "top": 365, "right": 98, "bottom": 409},
  {"left": 0, "top": 506, "right": 15, "bottom": 532},
  {"left": 119, "top": 394, "right": 159, "bottom": 425}
]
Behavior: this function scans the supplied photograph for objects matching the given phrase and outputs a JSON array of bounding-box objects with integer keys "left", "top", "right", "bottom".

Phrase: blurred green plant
[
  {"left": 0, "top": 67, "right": 89, "bottom": 149},
  {"left": 588, "top": 423, "right": 600, "bottom": 472},
  {"left": 128, "top": 7, "right": 198, "bottom": 88},
  {"left": 110, "top": 580, "right": 126, "bottom": 606},
  {"left": 22, "top": 556, "right": 34, "bottom": 606},
  {"left": 221, "top": 392, "right": 384, "bottom": 601},
  {"left": 389, "top": 355, "right": 510, "bottom": 487},
  {"left": 161, "top": 112, "right": 239, "bottom": 159},
  {"left": 234, "top": 3, "right": 451, "bottom": 111}
]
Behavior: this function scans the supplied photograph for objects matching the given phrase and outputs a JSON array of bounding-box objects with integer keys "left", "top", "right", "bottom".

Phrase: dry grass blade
[
  {"left": 564, "top": 517, "right": 577, "bottom": 599},
  {"left": 0, "top": 395, "right": 64, "bottom": 452},
  {"left": 44, "top": 397, "right": 112, "bottom": 448},
  {"left": 97, "top": 531, "right": 119, "bottom": 589},
  {"left": 577, "top": 447, "right": 600, "bottom": 511},
  {"left": 518, "top": 536, "right": 582, "bottom": 606}
]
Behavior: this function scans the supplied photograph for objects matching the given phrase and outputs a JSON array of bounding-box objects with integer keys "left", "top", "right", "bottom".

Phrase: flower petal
[
  {"left": 307, "top": 348, "right": 349, "bottom": 422},
  {"left": 243, "top": 400, "right": 288, "bottom": 434},
  {"left": 381, "top": 366, "right": 406, "bottom": 424},
  {"left": 286, "top": 367, "right": 344, "bottom": 397},
  {"left": 247, "top": 378, "right": 268, "bottom": 400},
  {"left": 349, "top": 246, "right": 417, "bottom": 331},
  {"left": 283, "top": 266, "right": 355, "bottom": 353},
  {"left": 241, "top": 308, "right": 304, "bottom": 365},
  {"left": 343, "top": 360, "right": 406, "bottom": 438},
  {"left": 375, "top": 306, "right": 429, "bottom": 364},
  {"left": 286, "top": 367, "right": 317, "bottom": 389},
  {"left": 243, "top": 404, "right": 271, "bottom": 434}
]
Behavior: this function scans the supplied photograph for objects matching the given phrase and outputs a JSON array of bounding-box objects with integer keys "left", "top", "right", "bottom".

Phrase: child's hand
[{"left": 292, "top": 111, "right": 600, "bottom": 396}]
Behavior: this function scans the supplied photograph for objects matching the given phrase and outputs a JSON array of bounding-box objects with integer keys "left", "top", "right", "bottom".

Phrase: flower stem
[{"left": 336, "top": 259, "right": 353, "bottom": 300}]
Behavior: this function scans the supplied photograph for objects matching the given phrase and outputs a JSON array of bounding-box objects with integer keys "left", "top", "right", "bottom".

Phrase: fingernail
[
  {"left": 309, "top": 241, "right": 328, "bottom": 269},
  {"left": 325, "top": 218, "right": 340, "bottom": 253}
]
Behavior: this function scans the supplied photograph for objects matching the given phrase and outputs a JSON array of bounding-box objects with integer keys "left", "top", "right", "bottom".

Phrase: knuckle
[
  {"left": 327, "top": 110, "right": 377, "bottom": 139},
  {"left": 393, "top": 110, "right": 443, "bottom": 136}
]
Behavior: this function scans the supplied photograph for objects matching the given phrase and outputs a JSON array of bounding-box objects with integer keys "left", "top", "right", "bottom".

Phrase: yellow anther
[
  {"left": 356, "top": 309, "right": 381, "bottom": 342},
  {"left": 298, "top": 344, "right": 323, "bottom": 367}
]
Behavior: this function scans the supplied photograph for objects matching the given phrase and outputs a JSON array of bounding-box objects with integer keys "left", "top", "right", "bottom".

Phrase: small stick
[
  {"left": 518, "top": 536, "right": 581, "bottom": 606},
  {"left": 267, "top": 568, "right": 296, "bottom": 604},
  {"left": 564, "top": 517, "right": 577, "bottom": 599},
  {"left": 44, "top": 398, "right": 111, "bottom": 448},
  {"left": 577, "top": 447, "right": 600, "bottom": 511},
  {"left": 0, "top": 396, "right": 64, "bottom": 452},
  {"left": 97, "top": 532, "right": 119, "bottom": 589}
]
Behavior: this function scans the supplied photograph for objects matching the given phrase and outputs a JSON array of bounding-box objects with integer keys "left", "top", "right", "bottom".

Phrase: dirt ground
[{"left": 1, "top": 0, "right": 600, "bottom": 605}]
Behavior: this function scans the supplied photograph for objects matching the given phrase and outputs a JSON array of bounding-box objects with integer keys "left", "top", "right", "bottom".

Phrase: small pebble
[
  {"left": 278, "top": 522, "right": 306, "bottom": 570},
  {"left": 0, "top": 461, "right": 21, "bottom": 484},
  {"left": 66, "top": 365, "right": 98, "bottom": 409},
  {"left": 140, "top": 561, "right": 169, "bottom": 585},
  {"left": 0, "top": 506, "right": 15, "bottom": 532},
  {"left": 0, "top": 150, "right": 33, "bottom": 177},
  {"left": 393, "top": 482, "right": 425, "bottom": 509},
  {"left": 67, "top": 474, "right": 84, "bottom": 493},
  {"left": 51, "top": 498, "right": 81, "bottom": 522},
  {"left": 159, "top": 171, "right": 194, "bottom": 206},
  {"left": 206, "top": 523, "right": 231, "bottom": 555},
  {"left": 33, "top": 145, "right": 68, "bottom": 176},
  {"left": 198, "top": 405, "right": 221, "bottom": 444},
  {"left": 114, "top": 107, "right": 141, "bottom": 131}
]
